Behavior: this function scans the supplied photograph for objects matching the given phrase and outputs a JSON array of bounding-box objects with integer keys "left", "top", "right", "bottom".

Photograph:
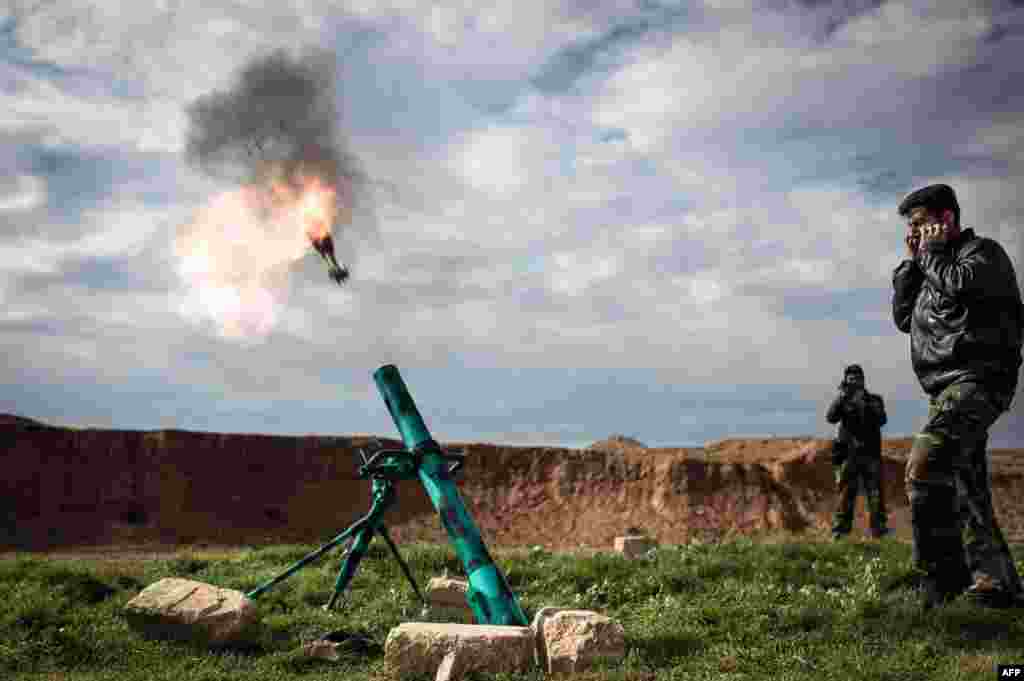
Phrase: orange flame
[
  {"left": 297, "top": 175, "right": 336, "bottom": 243},
  {"left": 175, "top": 162, "right": 347, "bottom": 339}
]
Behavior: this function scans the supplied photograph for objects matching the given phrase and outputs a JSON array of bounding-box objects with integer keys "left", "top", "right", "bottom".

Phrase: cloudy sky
[{"left": 3, "top": 0, "right": 1024, "bottom": 449}]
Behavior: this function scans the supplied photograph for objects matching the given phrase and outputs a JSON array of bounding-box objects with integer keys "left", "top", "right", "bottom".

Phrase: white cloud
[
  {"left": 0, "top": 201, "right": 172, "bottom": 276},
  {"left": 574, "top": 133, "right": 634, "bottom": 170},
  {"left": 0, "top": 174, "right": 46, "bottom": 213},
  {"left": 591, "top": 1, "right": 1002, "bottom": 153},
  {"left": 0, "top": 54, "right": 186, "bottom": 153},
  {"left": 449, "top": 124, "right": 560, "bottom": 195},
  {"left": 5, "top": 1, "right": 340, "bottom": 154},
  {"left": 0, "top": 296, "right": 50, "bottom": 322},
  {"left": 661, "top": 157, "right": 739, "bottom": 198},
  {"left": 590, "top": 26, "right": 808, "bottom": 150},
  {"left": 832, "top": 3, "right": 993, "bottom": 78},
  {"left": 961, "top": 122, "right": 1024, "bottom": 160},
  {"left": 451, "top": 298, "right": 500, "bottom": 340},
  {"left": 548, "top": 251, "right": 621, "bottom": 296},
  {"left": 686, "top": 274, "right": 725, "bottom": 305}
]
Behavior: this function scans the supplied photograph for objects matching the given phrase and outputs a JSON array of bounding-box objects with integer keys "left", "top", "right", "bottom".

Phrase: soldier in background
[
  {"left": 827, "top": 364, "right": 890, "bottom": 540},
  {"left": 893, "top": 183, "right": 1024, "bottom": 609}
]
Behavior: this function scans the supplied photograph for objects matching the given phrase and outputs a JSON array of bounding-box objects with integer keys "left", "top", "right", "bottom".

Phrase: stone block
[
  {"left": 123, "top": 578, "right": 258, "bottom": 647},
  {"left": 614, "top": 534, "right": 655, "bottom": 558},
  {"left": 540, "top": 609, "right": 626, "bottom": 674},
  {"left": 300, "top": 639, "right": 342, "bottom": 661},
  {"left": 424, "top": 576, "right": 475, "bottom": 623},
  {"left": 426, "top": 576, "right": 470, "bottom": 608},
  {"left": 384, "top": 622, "right": 534, "bottom": 680}
]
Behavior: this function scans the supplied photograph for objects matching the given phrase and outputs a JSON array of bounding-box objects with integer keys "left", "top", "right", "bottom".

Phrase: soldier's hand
[{"left": 905, "top": 229, "right": 920, "bottom": 258}]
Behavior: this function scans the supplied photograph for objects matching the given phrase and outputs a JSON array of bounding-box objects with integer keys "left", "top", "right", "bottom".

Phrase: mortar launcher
[
  {"left": 373, "top": 364, "right": 528, "bottom": 626},
  {"left": 245, "top": 364, "right": 528, "bottom": 627}
]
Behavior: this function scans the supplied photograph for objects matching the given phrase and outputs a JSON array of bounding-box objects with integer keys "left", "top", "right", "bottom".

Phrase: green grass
[{"left": 2, "top": 537, "right": 1023, "bottom": 680}]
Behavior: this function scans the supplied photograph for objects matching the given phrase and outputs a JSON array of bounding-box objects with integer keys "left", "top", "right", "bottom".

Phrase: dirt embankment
[{"left": 4, "top": 417, "right": 1024, "bottom": 551}]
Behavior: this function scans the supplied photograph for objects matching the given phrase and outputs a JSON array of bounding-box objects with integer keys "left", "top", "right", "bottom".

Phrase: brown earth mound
[
  {"left": 587, "top": 434, "right": 647, "bottom": 453},
  {"left": 3, "top": 418, "right": 1024, "bottom": 552}
]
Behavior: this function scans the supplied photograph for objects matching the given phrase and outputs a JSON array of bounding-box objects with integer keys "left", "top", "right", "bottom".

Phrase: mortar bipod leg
[
  {"left": 324, "top": 525, "right": 374, "bottom": 611},
  {"left": 377, "top": 524, "right": 426, "bottom": 606},
  {"left": 246, "top": 521, "right": 364, "bottom": 599}
]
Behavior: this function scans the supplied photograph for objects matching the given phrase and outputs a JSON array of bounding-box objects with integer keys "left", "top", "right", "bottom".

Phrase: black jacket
[
  {"left": 827, "top": 389, "right": 886, "bottom": 455},
  {"left": 892, "top": 227, "right": 1024, "bottom": 398}
]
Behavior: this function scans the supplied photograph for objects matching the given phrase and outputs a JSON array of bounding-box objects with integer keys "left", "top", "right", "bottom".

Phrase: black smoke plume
[{"left": 183, "top": 48, "right": 364, "bottom": 209}]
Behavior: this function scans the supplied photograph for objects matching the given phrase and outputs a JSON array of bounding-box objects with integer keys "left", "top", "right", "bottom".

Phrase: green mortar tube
[{"left": 373, "top": 364, "right": 528, "bottom": 627}]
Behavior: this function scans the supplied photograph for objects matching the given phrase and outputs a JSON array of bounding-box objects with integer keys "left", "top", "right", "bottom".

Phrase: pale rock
[
  {"left": 540, "top": 609, "right": 626, "bottom": 674},
  {"left": 123, "top": 577, "right": 258, "bottom": 647},
  {"left": 301, "top": 639, "right": 342, "bottom": 661},
  {"left": 384, "top": 622, "right": 534, "bottom": 679},
  {"left": 531, "top": 606, "right": 569, "bottom": 671},
  {"left": 424, "top": 576, "right": 475, "bottom": 623},
  {"left": 426, "top": 576, "right": 470, "bottom": 608},
  {"left": 614, "top": 534, "right": 655, "bottom": 559}
]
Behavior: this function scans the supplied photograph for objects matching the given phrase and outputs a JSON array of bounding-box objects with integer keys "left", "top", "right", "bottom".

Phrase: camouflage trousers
[
  {"left": 832, "top": 454, "right": 888, "bottom": 536},
  {"left": 906, "top": 381, "right": 1021, "bottom": 595}
]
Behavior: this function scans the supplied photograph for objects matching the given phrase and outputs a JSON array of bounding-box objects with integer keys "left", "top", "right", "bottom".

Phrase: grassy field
[{"left": 1, "top": 536, "right": 1022, "bottom": 680}]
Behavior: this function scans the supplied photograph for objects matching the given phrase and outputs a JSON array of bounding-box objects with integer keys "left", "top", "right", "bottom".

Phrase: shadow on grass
[
  {"left": 0, "top": 623, "right": 103, "bottom": 673},
  {"left": 879, "top": 570, "right": 922, "bottom": 594},
  {"left": 778, "top": 605, "right": 837, "bottom": 637},
  {"left": 631, "top": 631, "right": 704, "bottom": 666},
  {"left": 849, "top": 588, "right": 1024, "bottom": 655},
  {"left": 165, "top": 557, "right": 210, "bottom": 576},
  {"left": 43, "top": 569, "right": 118, "bottom": 604},
  {"left": 908, "top": 602, "right": 1019, "bottom": 647},
  {"left": 2, "top": 561, "right": 119, "bottom": 606}
]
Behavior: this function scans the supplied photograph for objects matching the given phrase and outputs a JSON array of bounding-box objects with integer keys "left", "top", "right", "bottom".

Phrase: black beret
[
  {"left": 844, "top": 364, "right": 864, "bottom": 376},
  {"left": 898, "top": 183, "right": 959, "bottom": 217}
]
